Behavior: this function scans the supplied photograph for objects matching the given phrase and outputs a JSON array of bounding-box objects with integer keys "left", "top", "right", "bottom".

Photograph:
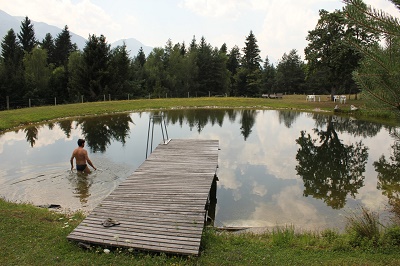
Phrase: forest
[{"left": 0, "top": 0, "right": 399, "bottom": 113}]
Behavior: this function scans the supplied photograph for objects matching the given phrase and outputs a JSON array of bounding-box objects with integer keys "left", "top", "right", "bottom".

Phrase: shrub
[
  {"left": 321, "top": 228, "right": 339, "bottom": 243},
  {"left": 271, "top": 225, "right": 295, "bottom": 247},
  {"left": 345, "top": 206, "right": 382, "bottom": 247},
  {"left": 382, "top": 226, "right": 400, "bottom": 246}
]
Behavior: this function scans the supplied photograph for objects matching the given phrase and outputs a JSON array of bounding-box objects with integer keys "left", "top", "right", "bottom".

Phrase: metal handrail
[{"left": 146, "top": 114, "right": 170, "bottom": 158}]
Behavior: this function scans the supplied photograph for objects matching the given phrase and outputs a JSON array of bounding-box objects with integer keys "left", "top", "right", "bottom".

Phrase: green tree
[
  {"left": 0, "top": 29, "right": 24, "bottom": 102},
  {"left": 49, "top": 66, "right": 68, "bottom": 102},
  {"left": 23, "top": 47, "right": 51, "bottom": 101},
  {"left": 108, "top": 43, "right": 131, "bottom": 98},
  {"left": 135, "top": 47, "right": 146, "bottom": 67},
  {"left": 54, "top": 25, "right": 76, "bottom": 67},
  {"left": 144, "top": 47, "right": 167, "bottom": 97},
  {"left": 344, "top": 0, "right": 400, "bottom": 113},
  {"left": 131, "top": 48, "right": 148, "bottom": 98},
  {"left": 238, "top": 31, "right": 262, "bottom": 96},
  {"left": 196, "top": 36, "right": 214, "bottom": 96},
  {"left": 67, "top": 51, "right": 84, "bottom": 101},
  {"left": 227, "top": 46, "right": 241, "bottom": 96},
  {"left": 304, "top": 9, "right": 369, "bottom": 98},
  {"left": 41, "top": 33, "right": 55, "bottom": 65},
  {"left": 275, "top": 49, "right": 305, "bottom": 94},
  {"left": 81, "top": 34, "right": 111, "bottom": 100},
  {"left": 18, "top": 16, "right": 36, "bottom": 54},
  {"left": 261, "top": 56, "right": 276, "bottom": 94}
]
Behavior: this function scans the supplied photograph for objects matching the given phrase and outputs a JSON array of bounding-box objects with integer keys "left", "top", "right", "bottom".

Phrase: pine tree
[
  {"left": 108, "top": 42, "right": 131, "bottom": 97},
  {"left": 242, "top": 31, "right": 261, "bottom": 72},
  {"left": 82, "top": 34, "right": 111, "bottom": 100},
  {"left": 135, "top": 47, "right": 146, "bottom": 67},
  {"left": 239, "top": 31, "right": 262, "bottom": 96},
  {"left": 41, "top": 33, "right": 55, "bottom": 65},
  {"left": 227, "top": 46, "right": 241, "bottom": 96},
  {"left": 344, "top": 0, "right": 400, "bottom": 113},
  {"left": 54, "top": 25, "right": 76, "bottom": 67},
  {"left": 1, "top": 29, "right": 25, "bottom": 100},
  {"left": 17, "top": 16, "right": 36, "bottom": 54},
  {"left": 262, "top": 57, "right": 276, "bottom": 94},
  {"left": 275, "top": 49, "right": 305, "bottom": 94}
]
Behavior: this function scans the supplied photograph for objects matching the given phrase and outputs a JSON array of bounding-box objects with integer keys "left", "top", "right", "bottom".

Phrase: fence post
[
  {"left": 104, "top": 95, "right": 106, "bottom": 101},
  {"left": 29, "top": 98, "right": 31, "bottom": 108},
  {"left": 188, "top": 92, "right": 189, "bottom": 98},
  {"left": 128, "top": 94, "right": 130, "bottom": 100},
  {"left": 209, "top": 91, "right": 210, "bottom": 97},
  {"left": 109, "top": 94, "right": 111, "bottom": 101},
  {"left": 55, "top": 97, "right": 57, "bottom": 106},
  {"left": 81, "top": 95, "right": 83, "bottom": 103}
]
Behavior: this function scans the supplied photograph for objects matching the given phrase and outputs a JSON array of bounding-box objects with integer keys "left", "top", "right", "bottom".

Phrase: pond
[{"left": 0, "top": 109, "right": 398, "bottom": 232}]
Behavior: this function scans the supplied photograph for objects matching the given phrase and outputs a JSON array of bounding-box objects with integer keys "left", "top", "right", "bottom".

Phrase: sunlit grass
[
  {"left": 1, "top": 95, "right": 392, "bottom": 132},
  {"left": 1, "top": 198, "right": 400, "bottom": 265}
]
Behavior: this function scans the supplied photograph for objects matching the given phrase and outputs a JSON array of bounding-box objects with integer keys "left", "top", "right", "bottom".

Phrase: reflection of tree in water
[
  {"left": 57, "top": 120, "right": 73, "bottom": 138},
  {"left": 310, "top": 113, "right": 382, "bottom": 138},
  {"left": 78, "top": 114, "right": 133, "bottom": 152},
  {"left": 24, "top": 125, "right": 39, "bottom": 147},
  {"left": 295, "top": 116, "right": 369, "bottom": 209},
  {"left": 374, "top": 139, "right": 400, "bottom": 205},
  {"left": 277, "top": 110, "right": 301, "bottom": 128},
  {"left": 240, "top": 109, "right": 257, "bottom": 141},
  {"left": 161, "top": 109, "right": 225, "bottom": 133}
]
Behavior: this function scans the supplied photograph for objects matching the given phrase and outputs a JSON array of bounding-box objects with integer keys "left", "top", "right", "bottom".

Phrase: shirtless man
[{"left": 70, "top": 139, "right": 96, "bottom": 174}]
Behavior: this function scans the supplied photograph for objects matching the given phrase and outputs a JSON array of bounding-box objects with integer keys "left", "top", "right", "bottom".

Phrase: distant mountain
[
  {"left": 0, "top": 10, "right": 86, "bottom": 49},
  {"left": 0, "top": 9, "right": 153, "bottom": 57},
  {"left": 111, "top": 38, "right": 153, "bottom": 57}
]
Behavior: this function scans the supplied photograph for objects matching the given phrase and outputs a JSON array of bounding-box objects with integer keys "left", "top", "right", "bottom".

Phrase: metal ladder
[{"left": 145, "top": 113, "right": 170, "bottom": 158}]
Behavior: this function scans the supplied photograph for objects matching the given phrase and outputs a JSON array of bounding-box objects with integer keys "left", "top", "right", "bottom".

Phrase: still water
[{"left": 0, "top": 109, "right": 398, "bottom": 231}]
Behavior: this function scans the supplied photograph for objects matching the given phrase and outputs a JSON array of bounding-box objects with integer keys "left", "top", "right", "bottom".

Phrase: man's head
[{"left": 77, "top": 139, "right": 85, "bottom": 147}]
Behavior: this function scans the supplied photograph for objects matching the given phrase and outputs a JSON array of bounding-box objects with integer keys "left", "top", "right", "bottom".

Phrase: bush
[
  {"left": 271, "top": 225, "right": 295, "bottom": 247},
  {"left": 382, "top": 226, "right": 400, "bottom": 246},
  {"left": 345, "top": 206, "right": 382, "bottom": 247}
]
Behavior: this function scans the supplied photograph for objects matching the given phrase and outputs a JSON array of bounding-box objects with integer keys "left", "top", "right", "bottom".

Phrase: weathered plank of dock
[{"left": 67, "top": 139, "right": 219, "bottom": 256}]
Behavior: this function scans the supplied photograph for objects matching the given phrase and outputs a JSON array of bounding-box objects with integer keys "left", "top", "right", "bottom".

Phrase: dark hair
[{"left": 77, "top": 139, "right": 85, "bottom": 147}]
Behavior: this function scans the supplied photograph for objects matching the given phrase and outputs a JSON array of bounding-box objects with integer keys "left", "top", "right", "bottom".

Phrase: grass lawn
[
  {"left": 1, "top": 199, "right": 400, "bottom": 266},
  {"left": 1, "top": 95, "right": 392, "bottom": 132}
]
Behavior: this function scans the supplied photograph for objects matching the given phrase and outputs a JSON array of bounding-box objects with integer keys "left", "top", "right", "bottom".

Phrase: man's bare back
[{"left": 70, "top": 139, "right": 96, "bottom": 174}]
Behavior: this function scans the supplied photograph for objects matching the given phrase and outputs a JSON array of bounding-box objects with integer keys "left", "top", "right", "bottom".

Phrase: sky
[{"left": 0, "top": 0, "right": 398, "bottom": 64}]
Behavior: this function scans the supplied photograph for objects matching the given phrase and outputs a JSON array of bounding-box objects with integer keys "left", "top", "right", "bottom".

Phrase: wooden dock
[{"left": 67, "top": 139, "right": 219, "bottom": 256}]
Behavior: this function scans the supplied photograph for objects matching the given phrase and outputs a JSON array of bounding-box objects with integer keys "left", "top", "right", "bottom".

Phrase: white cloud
[
  {"left": 180, "top": 0, "right": 252, "bottom": 19},
  {"left": 1, "top": 0, "right": 398, "bottom": 66},
  {"left": 0, "top": 0, "right": 121, "bottom": 41}
]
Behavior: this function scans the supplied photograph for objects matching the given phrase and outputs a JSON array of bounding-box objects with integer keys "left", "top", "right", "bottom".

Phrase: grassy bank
[
  {"left": 1, "top": 199, "right": 400, "bottom": 266},
  {"left": 1, "top": 95, "right": 394, "bottom": 132}
]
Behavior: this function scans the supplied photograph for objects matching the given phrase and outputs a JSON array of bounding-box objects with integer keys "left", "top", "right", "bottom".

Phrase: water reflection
[
  {"left": 0, "top": 109, "right": 399, "bottom": 231},
  {"left": 374, "top": 140, "right": 400, "bottom": 205},
  {"left": 278, "top": 110, "right": 301, "bottom": 128},
  {"left": 77, "top": 114, "right": 133, "bottom": 153},
  {"left": 68, "top": 173, "right": 92, "bottom": 204},
  {"left": 24, "top": 125, "right": 39, "bottom": 147},
  {"left": 295, "top": 115, "right": 369, "bottom": 209},
  {"left": 310, "top": 113, "right": 383, "bottom": 138}
]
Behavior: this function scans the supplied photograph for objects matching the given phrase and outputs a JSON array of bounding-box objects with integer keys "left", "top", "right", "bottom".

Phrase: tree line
[{"left": 0, "top": 0, "right": 397, "bottom": 113}]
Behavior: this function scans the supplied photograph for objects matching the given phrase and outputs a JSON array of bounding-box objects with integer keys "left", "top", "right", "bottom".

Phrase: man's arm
[
  {"left": 70, "top": 150, "right": 75, "bottom": 171},
  {"left": 84, "top": 151, "right": 96, "bottom": 170}
]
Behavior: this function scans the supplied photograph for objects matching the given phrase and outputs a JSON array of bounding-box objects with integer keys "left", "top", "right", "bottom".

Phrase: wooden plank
[{"left": 67, "top": 139, "right": 219, "bottom": 256}]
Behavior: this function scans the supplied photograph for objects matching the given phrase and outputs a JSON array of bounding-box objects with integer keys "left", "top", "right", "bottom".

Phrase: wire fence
[{"left": 0, "top": 91, "right": 228, "bottom": 111}]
